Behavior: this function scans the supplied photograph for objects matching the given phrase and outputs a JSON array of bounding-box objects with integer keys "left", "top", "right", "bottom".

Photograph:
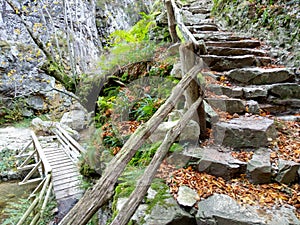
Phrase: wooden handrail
[{"left": 31, "top": 131, "right": 52, "bottom": 174}]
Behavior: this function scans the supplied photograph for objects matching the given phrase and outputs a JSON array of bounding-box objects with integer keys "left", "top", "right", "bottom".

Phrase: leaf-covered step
[
  {"left": 201, "top": 55, "right": 272, "bottom": 71},
  {"left": 226, "top": 67, "right": 295, "bottom": 85}
]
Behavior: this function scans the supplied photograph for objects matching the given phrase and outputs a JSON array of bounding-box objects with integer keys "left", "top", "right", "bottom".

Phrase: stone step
[
  {"left": 182, "top": 7, "right": 211, "bottom": 14},
  {"left": 205, "top": 39, "right": 261, "bottom": 48},
  {"left": 226, "top": 67, "right": 295, "bottom": 85},
  {"left": 183, "top": 11, "right": 210, "bottom": 25},
  {"left": 193, "top": 32, "right": 251, "bottom": 41},
  {"left": 187, "top": 24, "right": 219, "bottom": 32},
  {"left": 207, "top": 46, "right": 268, "bottom": 56},
  {"left": 213, "top": 115, "right": 276, "bottom": 148},
  {"left": 205, "top": 98, "right": 246, "bottom": 114},
  {"left": 201, "top": 55, "right": 272, "bottom": 71}
]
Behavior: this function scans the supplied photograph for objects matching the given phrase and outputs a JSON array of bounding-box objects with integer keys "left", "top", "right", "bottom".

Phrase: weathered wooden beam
[
  {"left": 180, "top": 42, "right": 207, "bottom": 139},
  {"left": 59, "top": 65, "right": 202, "bottom": 225},
  {"left": 165, "top": 0, "right": 179, "bottom": 43},
  {"left": 111, "top": 96, "right": 203, "bottom": 225},
  {"left": 31, "top": 131, "right": 52, "bottom": 174}
]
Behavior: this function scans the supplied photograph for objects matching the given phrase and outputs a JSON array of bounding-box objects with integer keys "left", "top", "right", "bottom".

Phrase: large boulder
[
  {"left": 60, "top": 103, "right": 90, "bottom": 131},
  {"left": 213, "top": 116, "right": 276, "bottom": 148},
  {"left": 196, "top": 194, "right": 300, "bottom": 225}
]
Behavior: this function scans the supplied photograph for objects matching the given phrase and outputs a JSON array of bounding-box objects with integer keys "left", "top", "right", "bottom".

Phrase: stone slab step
[
  {"left": 183, "top": 11, "right": 210, "bottom": 25},
  {"left": 213, "top": 115, "right": 276, "bottom": 148},
  {"left": 206, "top": 97, "right": 246, "bottom": 114},
  {"left": 201, "top": 55, "right": 272, "bottom": 71},
  {"left": 205, "top": 40, "right": 261, "bottom": 48},
  {"left": 187, "top": 24, "right": 219, "bottom": 32},
  {"left": 207, "top": 46, "right": 268, "bottom": 56},
  {"left": 194, "top": 32, "right": 251, "bottom": 41},
  {"left": 182, "top": 7, "right": 211, "bottom": 14},
  {"left": 184, "top": 147, "right": 247, "bottom": 180},
  {"left": 226, "top": 68, "right": 295, "bottom": 85}
]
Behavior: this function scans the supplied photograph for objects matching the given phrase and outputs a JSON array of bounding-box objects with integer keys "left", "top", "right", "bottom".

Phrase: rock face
[
  {"left": 196, "top": 194, "right": 300, "bottom": 225},
  {"left": 213, "top": 116, "right": 276, "bottom": 148}
]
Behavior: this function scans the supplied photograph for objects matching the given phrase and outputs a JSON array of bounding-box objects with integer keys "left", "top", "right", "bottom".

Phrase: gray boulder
[
  {"left": 207, "top": 84, "right": 243, "bottom": 98},
  {"left": 247, "top": 149, "right": 272, "bottom": 184},
  {"left": 176, "top": 186, "right": 199, "bottom": 207},
  {"left": 60, "top": 103, "right": 90, "bottom": 131},
  {"left": 275, "top": 159, "right": 300, "bottom": 184},
  {"left": 149, "top": 120, "right": 200, "bottom": 143},
  {"left": 246, "top": 100, "right": 260, "bottom": 114},
  {"left": 144, "top": 195, "right": 197, "bottom": 225},
  {"left": 185, "top": 147, "right": 247, "bottom": 179},
  {"left": 196, "top": 194, "right": 300, "bottom": 225},
  {"left": 213, "top": 116, "right": 276, "bottom": 148}
]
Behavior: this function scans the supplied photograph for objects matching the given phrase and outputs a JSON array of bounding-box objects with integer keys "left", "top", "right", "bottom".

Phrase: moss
[{"left": 145, "top": 178, "right": 171, "bottom": 214}]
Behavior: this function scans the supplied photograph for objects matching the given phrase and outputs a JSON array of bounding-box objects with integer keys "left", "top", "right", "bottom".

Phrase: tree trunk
[
  {"left": 58, "top": 65, "right": 202, "bottom": 225},
  {"left": 110, "top": 96, "right": 203, "bottom": 225},
  {"left": 180, "top": 42, "right": 207, "bottom": 139}
]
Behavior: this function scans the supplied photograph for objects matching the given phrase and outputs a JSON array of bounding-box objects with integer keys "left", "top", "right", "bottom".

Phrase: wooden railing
[
  {"left": 16, "top": 131, "right": 53, "bottom": 225},
  {"left": 52, "top": 123, "right": 86, "bottom": 163}
]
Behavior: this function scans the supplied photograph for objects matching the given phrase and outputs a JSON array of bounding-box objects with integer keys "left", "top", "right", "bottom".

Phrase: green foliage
[
  {"left": 0, "top": 148, "right": 17, "bottom": 175},
  {"left": 2, "top": 196, "right": 56, "bottom": 225},
  {"left": 0, "top": 99, "right": 26, "bottom": 125},
  {"left": 129, "top": 142, "right": 162, "bottom": 167},
  {"left": 130, "top": 95, "right": 163, "bottom": 122}
]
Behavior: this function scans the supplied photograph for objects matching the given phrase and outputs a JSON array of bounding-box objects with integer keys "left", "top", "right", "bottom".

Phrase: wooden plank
[
  {"left": 53, "top": 176, "right": 81, "bottom": 186},
  {"left": 51, "top": 164, "right": 77, "bottom": 171},
  {"left": 17, "top": 164, "right": 38, "bottom": 171},
  {"left": 53, "top": 180, "right": 82, "bottom": 192},
  {"left": 55, "top": 186, "right": 83, "bottom": 201},
  {"left": 48, "top": 158, "right": 73, "bottom": 166},
  {"left": 52, "top": 169, "right": 79, "bottom": 178},
  {"left": 45, "top": 153, "right": 69, "bottom": 160},
  {"left": 19, "top": 160, "right": 41, "bottom": 184},
  {"left": 19, "top": 177, "right": 44, "bottom": 186},
  {"left": 52, "top": 171, "right": 80, "bottom": 181}
]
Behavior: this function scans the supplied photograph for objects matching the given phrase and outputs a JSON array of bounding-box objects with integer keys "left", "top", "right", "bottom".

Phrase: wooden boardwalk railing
[{"left": 16, "top": 125, "right": 85, "bottom": 225}]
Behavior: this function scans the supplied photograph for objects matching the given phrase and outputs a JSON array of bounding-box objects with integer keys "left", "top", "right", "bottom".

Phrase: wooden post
[
  {"left": 165, "top": 0, "right": 179, "bottom": 43},
  {"left": 110, "top": 96, "right": 203, "bottom": 225},
  {"left": 180, "top": 42, "right": 207, "bottom": 139}
]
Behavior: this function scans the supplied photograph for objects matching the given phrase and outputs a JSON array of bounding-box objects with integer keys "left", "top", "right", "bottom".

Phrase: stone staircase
[{"left": 175, "top": 0, "right": 300, "bottom": 200}]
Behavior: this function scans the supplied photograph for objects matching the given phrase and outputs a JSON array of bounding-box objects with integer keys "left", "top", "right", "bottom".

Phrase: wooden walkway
[{"left": 38, "top": 135, "right": 83, "bottom": 202}]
